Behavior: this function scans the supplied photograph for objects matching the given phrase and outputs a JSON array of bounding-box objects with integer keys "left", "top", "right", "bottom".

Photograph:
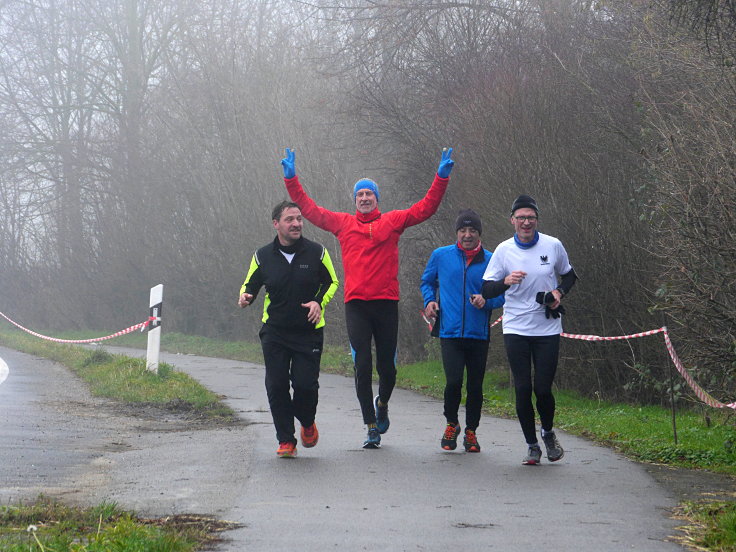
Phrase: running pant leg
[
  {"left": 504, "top": 333, "right": 537, "bottom": 444},
  {"left": 463, "top": 338, "right": 489, "bottom": 431},
  {"left": 260, "top": 327, "right": 296, "bottom": 444},
  {"left": 372, "top": 300, "right": 398, "bottom": 405},
  {"left": 290, "top": 330, "right": 323, "bottom": 429},
  {"left": 346, "top": 300, "right": 377, "bottom": 425},
  {"left": 440, "top": 338, "right": 465, "bottom": 425},
  {"left": 530, "top": 334, "right": 560, "bottom": 433}
]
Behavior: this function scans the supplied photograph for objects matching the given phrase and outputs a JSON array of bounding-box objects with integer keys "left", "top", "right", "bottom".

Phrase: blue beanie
[{"left": 353, "top": 178, "right": 380, "bottom": 202}]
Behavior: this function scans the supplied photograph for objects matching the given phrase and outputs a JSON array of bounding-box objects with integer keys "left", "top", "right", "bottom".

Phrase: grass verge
[
  {"left": 0, "top": 329, "right": 235, "bottom": 420},
  {"left": 0, "top": 495, "right": 236, "bottom": 551}
]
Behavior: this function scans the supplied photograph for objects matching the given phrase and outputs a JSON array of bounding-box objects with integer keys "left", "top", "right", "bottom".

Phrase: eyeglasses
[{"left": 513, "top": 215, "right": 538, "bottom": 222}]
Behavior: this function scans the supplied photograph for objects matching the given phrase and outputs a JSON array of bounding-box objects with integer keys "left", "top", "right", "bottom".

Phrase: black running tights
[
  {"left": 503, "top": 333, "right": 560, "bottom": 444},
  {"left": 345, "top": 299, "right": 398, "bottom": 425},
  {"left": 440, "top": 337, "right": 489, "bottom": 431}
]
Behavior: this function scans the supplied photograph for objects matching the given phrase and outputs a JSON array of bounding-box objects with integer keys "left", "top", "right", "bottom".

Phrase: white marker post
[{"left": 146, "top": 284, "right": 163, "bottom": 373}]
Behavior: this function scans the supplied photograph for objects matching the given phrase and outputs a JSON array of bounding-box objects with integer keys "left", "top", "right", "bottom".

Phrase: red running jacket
[{"left": 284, "top": 175, "right": 449, "bottom": 302}]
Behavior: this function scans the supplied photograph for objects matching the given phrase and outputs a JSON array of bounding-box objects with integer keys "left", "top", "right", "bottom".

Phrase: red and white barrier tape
[
  {"left": 420, "top": 311, "right": 503, "bottom": 330},
  {"left": 420, "top": 311, "right": 433, "bottom": 331},
  {"left": 0, "top": 311, "right": 157, "bottom": 344},
  {"left": 659, "top": 328, "right": 736, "bottom": 410},
  {"left": 562, "top": 326, "right": 736, "bottom": 410},
  {"left": 420, "top": 310, "right": 735, "bottom": 410},
  {"left": 560, "top": 327, "right": 665, "bottom": 341}
]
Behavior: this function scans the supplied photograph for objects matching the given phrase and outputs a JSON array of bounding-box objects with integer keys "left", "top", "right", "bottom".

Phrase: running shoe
[
  {"left": 463, "top": 429, "right": 481, "bottom": 453},
  {"left": 441, "top": 423, "right": 461, "bottom": 451},
  {"left": 541, "top": 430, "right": 564, "bottom": 462},
  {"left": 374, "top": 395, "right": 390, "bottom": 434},
  {"left": 277, "top": 441, "right": 297, "bottom": 458},
  {"left": 522, "top": 444, "right": 542, "bottom": 465},
  {"left": 300, "top": 423, "right": 319, "bottom": 448},
  {"left": 363, "top": 427, "right": 381, "bottom": 449}
]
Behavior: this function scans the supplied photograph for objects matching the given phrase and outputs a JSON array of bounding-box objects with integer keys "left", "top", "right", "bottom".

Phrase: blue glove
[
  {"left": 281, "top": 148, "right": 296, "bottom": 179},
  {"left": 437, "top": 147, "right": 454, "bottom": 178}
]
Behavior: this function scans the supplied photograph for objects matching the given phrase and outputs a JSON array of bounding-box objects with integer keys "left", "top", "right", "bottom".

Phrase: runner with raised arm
[{"left": 281, "top": 148, "right": 454, "bottom": 448}]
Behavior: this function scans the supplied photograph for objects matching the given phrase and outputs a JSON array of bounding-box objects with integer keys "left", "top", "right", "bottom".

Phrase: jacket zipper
[{"left": 461, "top": 251, "right": 467, "bottom": 337}]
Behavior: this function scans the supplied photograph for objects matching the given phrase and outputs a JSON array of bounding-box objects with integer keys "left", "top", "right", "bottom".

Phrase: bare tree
[
  {"left": 0, "top": 0, "right": 109, "bottom": 325},
  {"left": 1, "top": 0, "right": 730, "bottom": 408},
  {"left": 306, "top": 1, "right": 664, "bottom": 381},
  {"left": 632, "top": 2, "right": 736, "bottom": 403}
]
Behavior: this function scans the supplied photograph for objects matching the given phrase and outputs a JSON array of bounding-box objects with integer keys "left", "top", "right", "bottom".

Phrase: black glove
[
  {"left": 537, "top": 291, "right": 565, "bottom": 318},
  {"left": 545, "top": 304, "right": 566, "bottom": 319}
]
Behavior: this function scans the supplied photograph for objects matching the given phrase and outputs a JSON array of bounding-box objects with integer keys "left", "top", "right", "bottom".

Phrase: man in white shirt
[{"left": 482, "top": 195, "right": 578, "bottom": 465}]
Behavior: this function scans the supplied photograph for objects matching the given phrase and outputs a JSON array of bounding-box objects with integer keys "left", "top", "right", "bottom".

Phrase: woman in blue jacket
[{"left": 420, "top": 209, "right": 505, "bottom": 452}]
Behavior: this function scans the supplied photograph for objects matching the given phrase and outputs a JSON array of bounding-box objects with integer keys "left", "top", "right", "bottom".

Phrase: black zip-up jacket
[{"left": 240, "top": 236, "right": 339, "bottom": 331}]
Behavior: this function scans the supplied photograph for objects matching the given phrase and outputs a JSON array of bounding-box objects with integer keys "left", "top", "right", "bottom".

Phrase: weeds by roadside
[
  {"left": 0, "top": 495, "right": 237, "bottom": 551},
  {"left": 673, "top": 501, "right": 736, "bottom": 551}
]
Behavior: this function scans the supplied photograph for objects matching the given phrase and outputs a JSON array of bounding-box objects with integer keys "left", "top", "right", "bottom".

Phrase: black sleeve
[
  {"left": 240, "top": 252, "right": 264, "bottom": 300},
  {"left": 482, "top": 279, "right": 509, "bottom": 299},
  {"left": 557, "top": 268, "right": 578, "bottom": 296},
  {"left": 244, "top": 265, "right": 263, "bottom": 300}
]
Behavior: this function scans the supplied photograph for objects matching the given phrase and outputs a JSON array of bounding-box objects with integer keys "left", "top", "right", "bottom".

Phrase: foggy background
[{"left": 1, "top": 0, "right": 734, "bottom": 406}]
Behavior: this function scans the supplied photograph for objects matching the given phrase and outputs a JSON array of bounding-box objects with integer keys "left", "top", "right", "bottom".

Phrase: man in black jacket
[{"left": 239, "top": 201, "right": 339, "bottom": 458}]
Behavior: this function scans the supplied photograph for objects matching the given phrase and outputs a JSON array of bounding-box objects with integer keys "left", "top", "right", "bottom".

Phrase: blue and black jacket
[{"left": 420, "top": 244, "right": 504, "bottom": 340}]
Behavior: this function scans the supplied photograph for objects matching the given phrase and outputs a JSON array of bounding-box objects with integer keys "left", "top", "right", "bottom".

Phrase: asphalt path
[{"left": 0, "top": 344, "right": 688, "bottom": 551}]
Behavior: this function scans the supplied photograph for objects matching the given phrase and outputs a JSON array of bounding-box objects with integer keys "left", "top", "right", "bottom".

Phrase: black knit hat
[
  {"left": 455, "top": 209, "right": 482, "bottom": 234},
  {"left": 510, "top": 194, "right": 539, "bottom": 215}
]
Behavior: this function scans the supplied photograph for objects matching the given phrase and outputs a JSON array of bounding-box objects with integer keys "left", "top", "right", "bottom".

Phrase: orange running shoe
[
  {"left": 463, "top": 429, "right": 481, "bottom": 453},
  {"left": 300, "top": 423, "right": 319, "bottom": 448},
  {"left": 277, "top": 441, "right": 297, "bottom": 458},
  {"left": 441, "top": 423, "right": 461, "bottom": 450}
]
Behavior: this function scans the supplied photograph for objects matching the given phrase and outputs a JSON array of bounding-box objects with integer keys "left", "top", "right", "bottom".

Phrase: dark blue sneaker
[
  {"left": 363, "top": 427, "right": 381, "bottom": 449},
  {"left": 374, "top": 395, "right": 390, "bottom": 434},
  {"left": 541, "top": 430, "right": 564, "bottom": 462}
]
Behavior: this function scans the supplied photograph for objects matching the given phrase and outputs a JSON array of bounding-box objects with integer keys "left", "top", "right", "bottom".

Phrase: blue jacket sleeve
[
  {"left": 420, "top": 250, "right": 440, "bottom": 307},
  {"left": 486, "top": 293, "right": 505, "bottom": 311}
]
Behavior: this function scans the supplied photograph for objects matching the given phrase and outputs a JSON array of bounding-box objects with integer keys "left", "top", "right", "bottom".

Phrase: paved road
[{"left": 0, "top": 345, "right": 687, "bottom": 551}]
